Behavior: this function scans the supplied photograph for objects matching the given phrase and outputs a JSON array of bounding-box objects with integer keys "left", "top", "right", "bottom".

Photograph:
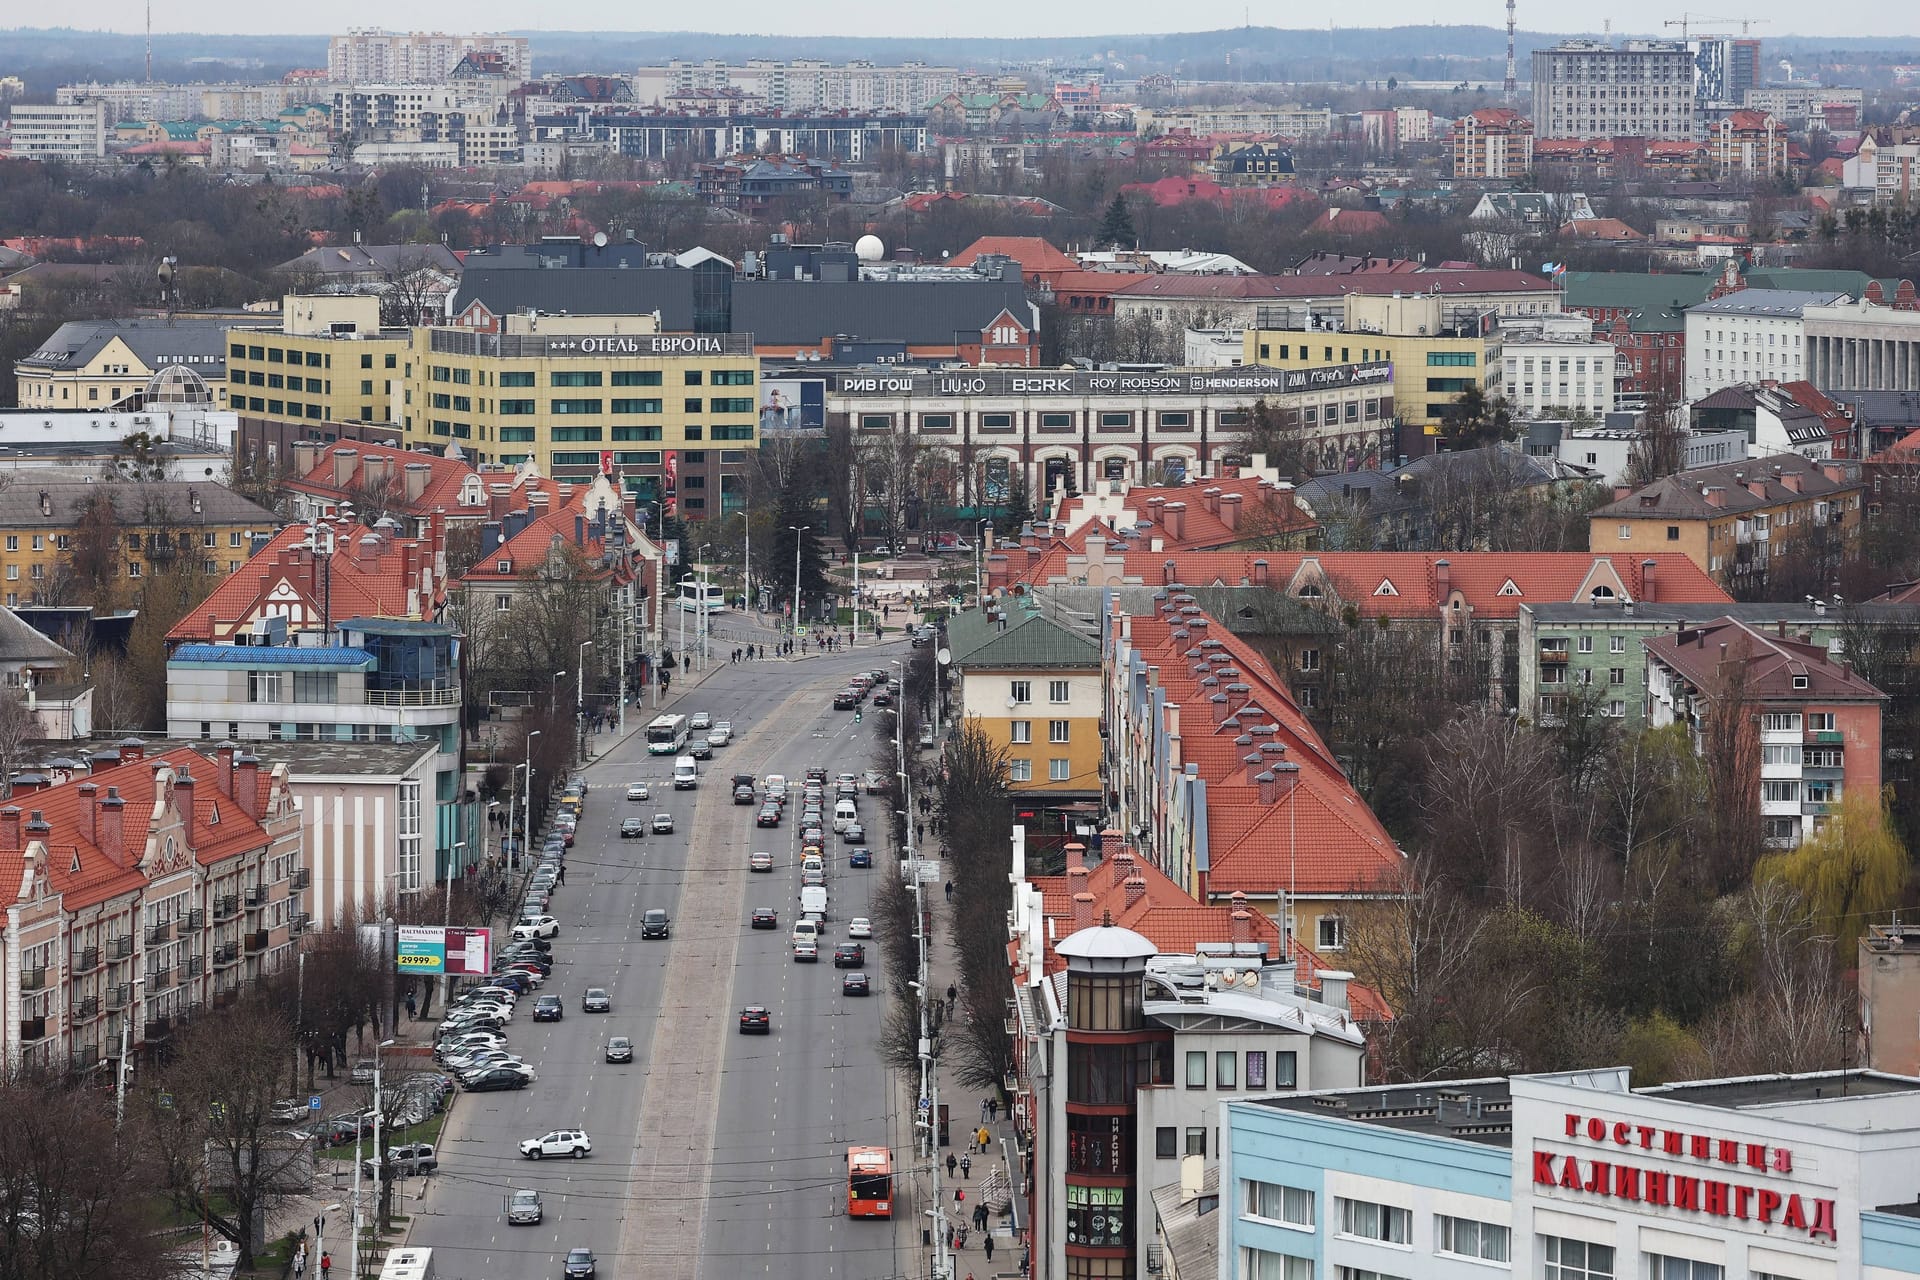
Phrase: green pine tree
[{"left": 1096, "top": 195, "right": 1137, "bottom": 250}]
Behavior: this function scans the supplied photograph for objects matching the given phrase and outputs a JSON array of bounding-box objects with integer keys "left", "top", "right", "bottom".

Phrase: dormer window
[
  {"left": 498, "top": 560, "right": 511, "bottom": 573},
  {"left": 1297, "top": 583, "right": 1322, "bottom": 599},
  {"left": 1792, "top": 675, "right": 1810, "bottom": 689},
  {"left": 1591, "top": 585, "right": 1616, "bottom": 601},
  {"left": 1498, "top": 579, "right": 1522, "bottom": 597},
  {"left": 1374, "top": 579, "right": 1398, "bottom": 596}
]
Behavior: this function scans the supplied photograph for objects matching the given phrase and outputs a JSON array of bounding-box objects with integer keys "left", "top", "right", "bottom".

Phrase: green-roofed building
[
  {"left": 945, "top": 594, "right": 1102, "bottom": 802},
  {"left": 1560, "top": 271, "right": 1720, "bottom": 397}
]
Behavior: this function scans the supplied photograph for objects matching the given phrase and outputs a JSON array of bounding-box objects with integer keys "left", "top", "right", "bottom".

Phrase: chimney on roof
[
  {"left": 1244, "top": 752, "right": 1263, "bottom": 785},
  {"left": 1203, "top": 486, "right": 1222, "bottom": 516},
  {"left": 332, "top": 447, "right": 360, "bottom": 488},
  {"left": 1253, "top": 558, "right": 1269, "bottom": 586},
  {"left": 173, "top": 768, "right": 196, "bottom": 842},
  {"left": 1319, "top": 969, "right": 1353, "bottom": 1011},
  {"left": 405, "top": 462, "right": 432, "bottom": 502},
  {"left": 1066, "top": 841, "right": 1087, "bottom": 871},
  {"left": 362, "top": 454, "right": 390, "bottom": 493},
  {"left": 24, "top": 811, "right": 49, "bottom": 843},
  {"left": 1257, "top": 769, "right": 1278, "bottom": 804},
  {"left": 1099, "top": 828, "right": 1121, "bottom": 863},
  {"left": 1072, "top": 890, "right": 1096, "bottom": 932},
  {"left": 575, "top": 514, "right": 587, "bottom": 547},
  {"left": 99, "top": 788, "right": 125, "bottom": 863},
  {"left": 1640, "top": 558, "right": 1658, "bottom": 603},
  {"left": 1165, "top": 502, "right": 1186, "bottom": 542},
  {"left": 1780, "top": 471, "right": 1802, "bottom": 494},
  {"left": 1112, "top": 850, "right": 1136, "bottom": 888},
  {"left": 236, "top": 755, "right": 261, "bottom": 820},
  {"left": 1747, "top": 479, "right": 1768, "bottom": 499},
  {"left": 1435, "top": 557, "right": 1451, "bottom": 599},
  {"left": 1124, "top": 876, "right": 1147, "bottom": 908},
  {"left": 78, "top": 781, "right": 98, "bottom": 844},
  {"left": 119, "top": 739, "right": 144, "bottom": 763},
  {"left": 489, "top": 482, "right": 512, "bottom": 518},
  {"left": 215, "top": 742, "right": 235, "bottom": 798},
  {"left": 0, "top": 805, "right": 19, "bottom": 852},
  {"left": 1220, "top": 492, "right": 1242, "bottom": 530},
  {"left": 1231, "top": 908, "right": 1252, "bottom": 944},
  {"left": 292, "top": 439, "right": 323, "bottom": 477},
  {"left": 1703, "top": 486, "right": 1725, "bottom": 508}
]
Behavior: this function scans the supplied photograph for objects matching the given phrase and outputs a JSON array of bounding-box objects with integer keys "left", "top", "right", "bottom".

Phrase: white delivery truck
[
  {"left": 673, "top": 755, "right": 698, "bottom": 789},
  {"left": 800, "top": 884, "right": 827, "bottom": 920}
]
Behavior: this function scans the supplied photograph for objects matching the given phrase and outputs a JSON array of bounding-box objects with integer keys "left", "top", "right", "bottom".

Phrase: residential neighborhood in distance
[{"left": 7, "top": 10, "right": 1920, "bottom": 1280}]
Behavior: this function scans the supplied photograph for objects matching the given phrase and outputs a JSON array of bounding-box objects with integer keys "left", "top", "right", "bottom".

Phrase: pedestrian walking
[
  {"left": 320, "top": 1252, "right": 331, "bottom": 1279},
  {"left": 978, "top": 1125, "right": 991, "bottom": 1152},
  {"left": 404, "top": 990, "right": 416, "bottom": 1020},
  {"left": 960, "top": 1153, "right": 971, "bottom": 1178},
  {"left": 556, "top": 862, "right": 565, "bottom": 886},
  {"left": 293, "top": 1244, "right": 306, "bottom": 1278},
  {"left": 985, "top": 1235, "right": 995, "bottom": 1262},
  {"left": 946, "top": 1153, "right": 957, "bottom": 1178},
  {"left": 987, "top": 1097, "right": 999, "bottom": 1121},
  {"left": 944, "top": 880, "right": 953, "bottom": 902},
  {"left": 946, "top": 983, "right": 957, "bottom": 1011},
  {"left": 980, "top": 1098, "right": 991, "bottom": 1123},
  {"left": 955, "top": 1188, "right": 965, "bottom": 1206}
]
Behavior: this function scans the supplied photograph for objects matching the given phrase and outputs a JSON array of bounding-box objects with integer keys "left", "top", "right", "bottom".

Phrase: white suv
[{"left": 520, "top": 1129, "right": 592, "bottom": 1159}]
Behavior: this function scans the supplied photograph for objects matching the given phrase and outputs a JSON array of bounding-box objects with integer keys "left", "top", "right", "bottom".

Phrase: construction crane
[{"left": 1663, "top": 13, "right": 1771, "bottom": 38}]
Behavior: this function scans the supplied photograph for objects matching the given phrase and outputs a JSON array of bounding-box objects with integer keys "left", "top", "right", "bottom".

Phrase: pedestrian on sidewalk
[
  {"left": 985, "top": 1235, "right": 995, "bottom": 1263},
  {"left": 954, "top": 1188, "right": 965, "bottom": 1207},
  {"left": 944, "top": 880, "right": 953, "bottom": 902},
  {"left": 556, "top": 862, "right": 565, "bottom": 886},
  {"left": 404, "top": 989, "right": 416, "bottom": 1020},
  {"left": 987, "top": 1097, "right": 999, "bottom": 1121},
  {"left": 978, "top": 1125, "right": 991, "bottom": 1152},
  {"left": 946, "top": 983, "right": 957, "bottom": 1013},
  {"left": 960, "top": 1152, "right": 971, "bottom": 1178},
  {"left": 946, "top": 1153, "right": 957, "bottom": 1178},
  {"left": 320, "top": 1252, "right": 331, "bottom": 1279},
  {"left": 293, "top": 1243, "right": 306, "bottom": 1278},
  {"left": 980, "top": 1098, "right": 990, "bottom": 1123}
]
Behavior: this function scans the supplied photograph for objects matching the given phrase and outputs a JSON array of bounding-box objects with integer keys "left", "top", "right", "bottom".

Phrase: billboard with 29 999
[
  {"left": 396, "top": 926, "right": 492, "bottom": 977},
  {"left": 760, "top": 377, "right": 826, "bottom": 431}
]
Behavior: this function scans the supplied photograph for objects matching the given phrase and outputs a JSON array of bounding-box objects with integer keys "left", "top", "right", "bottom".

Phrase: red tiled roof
[
  {"left": 286, "top": 443, "right": 486, "bottom": 515},
  {"left": 168, "top": 518, "right": 448, "bottom": 643},
  {"left": 459, "top": 487, "right": 635, "bottom": 586},
  {"left": 1563, "top": 217, "right": 1645, "bottom": 240},
  {"left": 953, "top": 235, "right": 1079, "bottom": 277},
  {"left": 1048, "top": 473, "right": 1316, "bottom": 550},
  {"left": 1647, "top": 617, "right": 1886, "bottom": 702},
  {"left": 1309, "top": 208, "right": 1390, "bottom": 235},
  {"left": 1048, "top": 269, "right": 1155, "bottom": 297},
  {"left": 9, "top": 746, "right": 280, "bottom": 911}
]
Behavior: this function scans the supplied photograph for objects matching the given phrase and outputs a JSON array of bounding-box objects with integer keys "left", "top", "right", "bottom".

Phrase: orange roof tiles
[
  {"left": 953, "top": 235, "right": 1080, "bottom": 278},
  {"left": 1048, "top": 472, "right": 1316, "bottom": 551}
]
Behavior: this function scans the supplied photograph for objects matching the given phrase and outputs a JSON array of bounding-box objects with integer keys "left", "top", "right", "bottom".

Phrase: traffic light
[{"left": 854, "top": 710, "right": 863, "bottom": 723}]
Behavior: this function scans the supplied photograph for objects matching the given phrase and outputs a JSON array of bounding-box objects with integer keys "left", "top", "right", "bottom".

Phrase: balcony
[
  {"left": 213, "top": 984, "right": 238, "bottom": 1007},
  {"left": 213, "top": 895, "right": 239, "bottom": 921},
  {"left": 144, "top": 1017, "right": 171, "bottom": 1042},
  {"left": 187, "top": 955, "right": 206, "bottom": 978},
  {"left": 19, "top": 1017, "right": 47, "bottom": 1043},
  {"left": 364, "top": 685, "right": 458, "bottom": 707},
  {"left": 243, "top": 886, "right": 267, "bottom": 908},
  {"left": 144, "top": 921, "right": 171, "bottom": 946},
  {"left": 105, "top": 983, "right": 130, "bottom": 1010},
  {"left": 290, "top": 912, "right": 310, "bottom": 936},
  {"left": 213, "top": 941, "right": 239, "bottom": 967},
  {"left": 244, "top": 929, "right": 270, "bottom": 953},
  {"left": 74, "top": 995, "right": 100, "bottom": 1020},
  {"left": 1807, "top": 729, "right": 1843, "bottom": 745},
  {"left": 71, "top": 945, "right": 100, "bottom": 974},
  {"left": 1539, "top": 645, "right": 1571, "bottom": 663},
  {"left": 107, "top": 935, "right": 133, "bottom": 960},
  {"left": 291, "top": 867, "right": 311, "bottom": 891},
  {"left": 1802, "top": 800, "right": 1837, "bottom": 816},
  {"left": 149, "top": 966, "right": 172, "bottom": 991},
  {"left": 71, "top": 1044, "right": 99, "bottom": 1071},
  {"left": 186, "top": 907, "right": 206, "bottom": 930},
  {"left": 19, "top": 965, "right": 46, "bottom": 992}
]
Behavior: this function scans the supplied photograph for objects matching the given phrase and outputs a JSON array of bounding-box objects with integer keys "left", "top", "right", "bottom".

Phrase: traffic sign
[{"left": 309, "top": 1095, "right": 324, "bottom": 1111}]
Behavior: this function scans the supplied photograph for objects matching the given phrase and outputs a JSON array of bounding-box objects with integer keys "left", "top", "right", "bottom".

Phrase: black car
[
  {"left": 564, "top": 1248, "right": 597, "bottom": 1279},
  {"left": 733, "top": 783, "right": 756, "bottom": 804},
  {"left": 756, "top": 807, "right": 782, "bottom": 828},
  {"left": 464, "top": 1066, "right": 531, "bottom": 1092},
  {"left": 750, "top": 907, "right": 778, "bottom": 929},
  {"left": 833, "top": 943, "right": 866, "bottom": 969},
  {"left": 533, "top": 995, "right": 564, "bottom": 1022},
  {"left": 738, "top": 1006, "right": 771, "bottom": 1034},
  {"left": 689, "top": 740, "right": 713, "bottom": 760},
  {"left": 620, "top": 817, "right": 646, "bottom": 838},
  {"left": 842, "top": 972, "right": 871, "bottom": 996},
  {"left": 641, "top": 909, "right": 670, "bottom": 939},
  {"left": 605, "top": 1036, "right": 633, "bottom": 1063},
  {"left": 507, "top": 936, "right": 553, "bottom": 955}
]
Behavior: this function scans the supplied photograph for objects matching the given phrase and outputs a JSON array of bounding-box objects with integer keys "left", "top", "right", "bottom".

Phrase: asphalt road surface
[{"left": 406, "top": 649, "right": 909, "bottom": 1280}]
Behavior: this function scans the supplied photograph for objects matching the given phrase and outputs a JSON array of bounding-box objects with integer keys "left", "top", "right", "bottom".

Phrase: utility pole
[
  {"left": 853, "top": 550, "right": 861, "bottom": 646},
  {"left": 788, "top": 525, "right": 808, "bottom": 644}
]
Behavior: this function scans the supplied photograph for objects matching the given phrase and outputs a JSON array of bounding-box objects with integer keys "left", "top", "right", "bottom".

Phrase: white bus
[
  {"left": 644, "top": 713, "right": 690, "bottom": 756},
  {"left": 677, "top": 580, "right": 727, "bottom": 613},
  {"left": 378, "top": 1248, "right": 434, "bottom": 1280}
]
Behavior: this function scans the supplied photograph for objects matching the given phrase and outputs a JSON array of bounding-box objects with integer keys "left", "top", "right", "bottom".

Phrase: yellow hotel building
[
  {"left": 226, "top": 296, "right": 409, "bottom": 431},
  {"left": 946, "top": 597, "right": 1103, "bottom": 804}
]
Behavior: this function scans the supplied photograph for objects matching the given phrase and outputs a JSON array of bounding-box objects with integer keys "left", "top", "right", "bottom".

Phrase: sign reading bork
[{"left": 1536, "top": 1110, "right": 1838, "bottom": 1243}]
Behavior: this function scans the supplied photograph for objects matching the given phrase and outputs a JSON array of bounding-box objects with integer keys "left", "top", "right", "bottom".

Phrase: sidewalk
[{"left": 917, "top": 834, "right": 1026, "bottom": 1279}]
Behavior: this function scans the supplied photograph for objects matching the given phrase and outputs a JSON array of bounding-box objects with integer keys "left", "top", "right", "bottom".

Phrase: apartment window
[
  {"left": 1609, "top": 635, "right": 1626, "bottom": 653},
  {"left": 1242, "top": 1250, "right": 1312, "bottom": 1280},
  {"left": 1215, "top": 1050, "right": 1237, "bottom": 1088},
  {"left": 1010, "top": 680, "right": 1032, "bottom": 703},
  {"left": 495, "top": 594, "right": 512, "bottom": 613},
  {"left": 1609, "top": 668, "right": 1626, "bottom": 685},
  {"left": 1049, "top": 679, "right": 1070, "bottom": 703},
  {"left": 1049, "top": 759, "right": 1071, "bottom": 782},
  {"left": 1186, "top": 1050, "right": 1207, "bottom": 1088},
  {"left": 1762, "top": 712, "right": 1802, "bottom": 732},
  {"left": 1808, "top": 712, "right": 1836, "bottom": 731},
  {"left": 1618, "top": 523, "right": 1632, "bottom": 539},
  {"left": 1577, "top": 636, "right": 1593, "bottom": 653},
  {"left": 1008, "top": 759, "right": 1032, "bottom": 782},
  {"left": 1762, "top": 780, "right": 1801, "bottom": 804},
  {"left": 1184, "top": 1127, "right": 1207, "bottom": 1156},
  {"left": 291, "top": 671, "right": 338, "bottom": 702},
  {"left": 1242, "top": 1180, "right": 1314, "bottom": 1227},
  {"left": 500, "top": 399, "right": 535, "bottom": 414},
  {"left": 247, "top": 671, "right": 283, "bottom": 702},
  {"left": 1338, "top": 1198, "right": 1411, "bottom": 1245},
  {"left": 712, "top": 370, "right": 754, "bottom": 386},
  {"left": 1542, "top": 1238, "right": 1615, "bottom": 1280},
  {"left": 550, "top": 399, "right": 603, "bottom": 416},
  {"left": 2, "top": 537, "right": 13, "bottom": 552},
  {"left": 1048, "top": 720, "right": 1070, "bottom": 744},
  {"left": 1299, "top": 648, "right": 1320, "bottom": 672},
  {"left": 1606, "top": 701, "right": 1626, "bottom": 718},
  {"left": 611, "top": 370, "right": 661, "bottom": 386},
  {"left": 1317, "top": 915, "right": 1346, "bottom": 949},
  {"left": 550, "top": 371, "right": 602, "bottom": 387},
  {"left": 1010, "top": 720, "right": 1032, "bottom": 744},
  {"left": 500, "top": 371, "right": 535, "bottom": 387},
  {"left": 1667, "top": 525, "right": 1681, "bottom": 540},
  {"left": 551, "top": 427, "right": 603, "bottom": 442},
  {"left": 611, "top": 398, "right": 663, "bottom": 414},
  {"left": 1155, "top": 1127, "right": 1177, "bottom": 1158},
  {"left": 1436, "top": 1215, "right": 1510, "bottom": 1262}
]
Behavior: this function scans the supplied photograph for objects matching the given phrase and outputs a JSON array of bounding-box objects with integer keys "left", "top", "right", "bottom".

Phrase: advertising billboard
[
  {"left": 395, "top": 925, "right": 493, "bottom": 976},
  {"left": 761, "top": 377, "right": 827, "bottom": 430}
]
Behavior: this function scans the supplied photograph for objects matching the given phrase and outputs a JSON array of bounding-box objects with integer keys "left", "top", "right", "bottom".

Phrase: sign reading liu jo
[{"left": 395, "top": 925, "right": 492, "bottom": 976}]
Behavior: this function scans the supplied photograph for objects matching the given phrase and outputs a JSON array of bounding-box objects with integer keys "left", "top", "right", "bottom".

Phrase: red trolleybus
[{"left": 847, "top": 1145, "right": 893, "bottom": 1218}]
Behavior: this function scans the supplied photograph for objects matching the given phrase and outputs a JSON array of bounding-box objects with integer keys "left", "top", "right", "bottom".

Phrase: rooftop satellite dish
[
  {"left": 1242, "top": 970, "right": 1261, "bottom": 989},
  {"left": 593, "top": 231, "right": 609, "bottom": 248}
]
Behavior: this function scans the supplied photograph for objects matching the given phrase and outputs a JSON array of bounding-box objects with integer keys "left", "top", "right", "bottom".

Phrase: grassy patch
[{"left": 314, "top": 1109, "right": 448, "bottom": 1161}]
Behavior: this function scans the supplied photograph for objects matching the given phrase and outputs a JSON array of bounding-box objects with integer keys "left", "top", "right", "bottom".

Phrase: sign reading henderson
[{"left": 829, "top": 361, "right": 1393, "bottom": 399}]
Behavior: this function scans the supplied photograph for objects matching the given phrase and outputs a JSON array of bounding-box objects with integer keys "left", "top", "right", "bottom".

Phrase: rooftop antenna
[{"left": 1503, "top": 0, "right": 1518, "bottom": 103}]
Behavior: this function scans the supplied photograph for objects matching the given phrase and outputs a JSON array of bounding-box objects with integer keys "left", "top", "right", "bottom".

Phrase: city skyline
[{"left": 17, "top": 4, "right": 1920, "bottom": 41}]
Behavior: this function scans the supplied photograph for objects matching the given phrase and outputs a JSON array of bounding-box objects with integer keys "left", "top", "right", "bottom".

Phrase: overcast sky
[{"left": 49, "top": 0, "right": 1917, "bottom": 39}]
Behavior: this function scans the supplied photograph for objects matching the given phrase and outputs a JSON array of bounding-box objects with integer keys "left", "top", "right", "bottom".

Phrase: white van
[
  {"left": 673, "top": 756, "right": 698, "bottom": 790},
  {"left": 765, "top": 774, "right": 788, "bottom": 800},
  {"left": 800, "top": 884, "right": 827, "bottom": 920},
  {"left": 791, "top": 918, "right": 819, "bottom": 946},
  {"left": 832, "top": 798, "right": 858, "bottom": 833}
]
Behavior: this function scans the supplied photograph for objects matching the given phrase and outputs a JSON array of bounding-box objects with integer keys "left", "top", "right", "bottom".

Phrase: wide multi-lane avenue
[{"left": 406, "top": 648, "right": 911, "bottom": 1280}]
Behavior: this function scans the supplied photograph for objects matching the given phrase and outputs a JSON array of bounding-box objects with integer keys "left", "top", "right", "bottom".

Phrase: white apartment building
[
  {"left": 1744, "top": 84, "right": 1866, "bottom": 125},
  {"left": 1804, "top": 297, "right": 1920, "bottom": 391},
  {"left": 1684, "top": 288, "right": 1850, "bottom": 401},
  {"left": 7, "top": 102, "right": 108, "bottom": 161},
  {"left": 57, "top": 80, "right": 330, "bottom": 123},
  {"left": 1135, "top": 104, "right": 1336, "bottom": 138},
  {"left": 630, "top": 60, "right": 959, "bottom": 113},
  {"left": 328, "top": 29, "right": 530, "bottom": 84},
  {"left": 330, "top": 82, "right": 514, "bottom": 139},
  {"left": 1501, "top": 313, "right": 1617, "bottom": 419},
  {"left": 1531, "top": 39, "right": 1698, "bottom": 140}
]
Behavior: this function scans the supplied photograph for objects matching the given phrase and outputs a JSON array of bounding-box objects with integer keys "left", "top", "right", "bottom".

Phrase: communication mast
[{"left": 1503, "top": 0, "right": 1518, "bottom": 103}]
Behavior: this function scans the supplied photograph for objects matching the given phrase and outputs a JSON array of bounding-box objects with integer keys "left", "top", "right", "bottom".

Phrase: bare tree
[
  {"left": 0, "top": 695, "right": 35, "bottom": 802},
  {"left": 1418, "top": 706, "right": 1559, "bottom": 903},
  {"left": 1694, "top": 881, "right": 1853, "bottom": 1076},
  {"left": 1698, "top": 636, "right": 1765, "bottom": 894}
]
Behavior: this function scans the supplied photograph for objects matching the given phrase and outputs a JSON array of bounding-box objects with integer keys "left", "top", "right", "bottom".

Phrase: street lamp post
[
  {"left": 974, "top": 518, "right": 990, "bottom": 604},
  {"left": 577, "top": 640, "right": 594, "bottom": 758},
  {"left": 369, "top": 1037, "right": 395, "bottom": 1243},
  {"left": 523, "top": 731, "right": 541, "bottom": 853},
  {"left": 788, "top": 525, "right": 808, "bottom": 645},
  {"left": 113, "top": 973, "right": 147, "bottom": 1129},
  {"left": 739, "top": 507, "right": 751, "bottom": 617},
  {"left": 698, "top": 543, "right": 712, "bottom": 667},
  {"left": 442, "top": 840, "right": 464, "bottom": 1013}
]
